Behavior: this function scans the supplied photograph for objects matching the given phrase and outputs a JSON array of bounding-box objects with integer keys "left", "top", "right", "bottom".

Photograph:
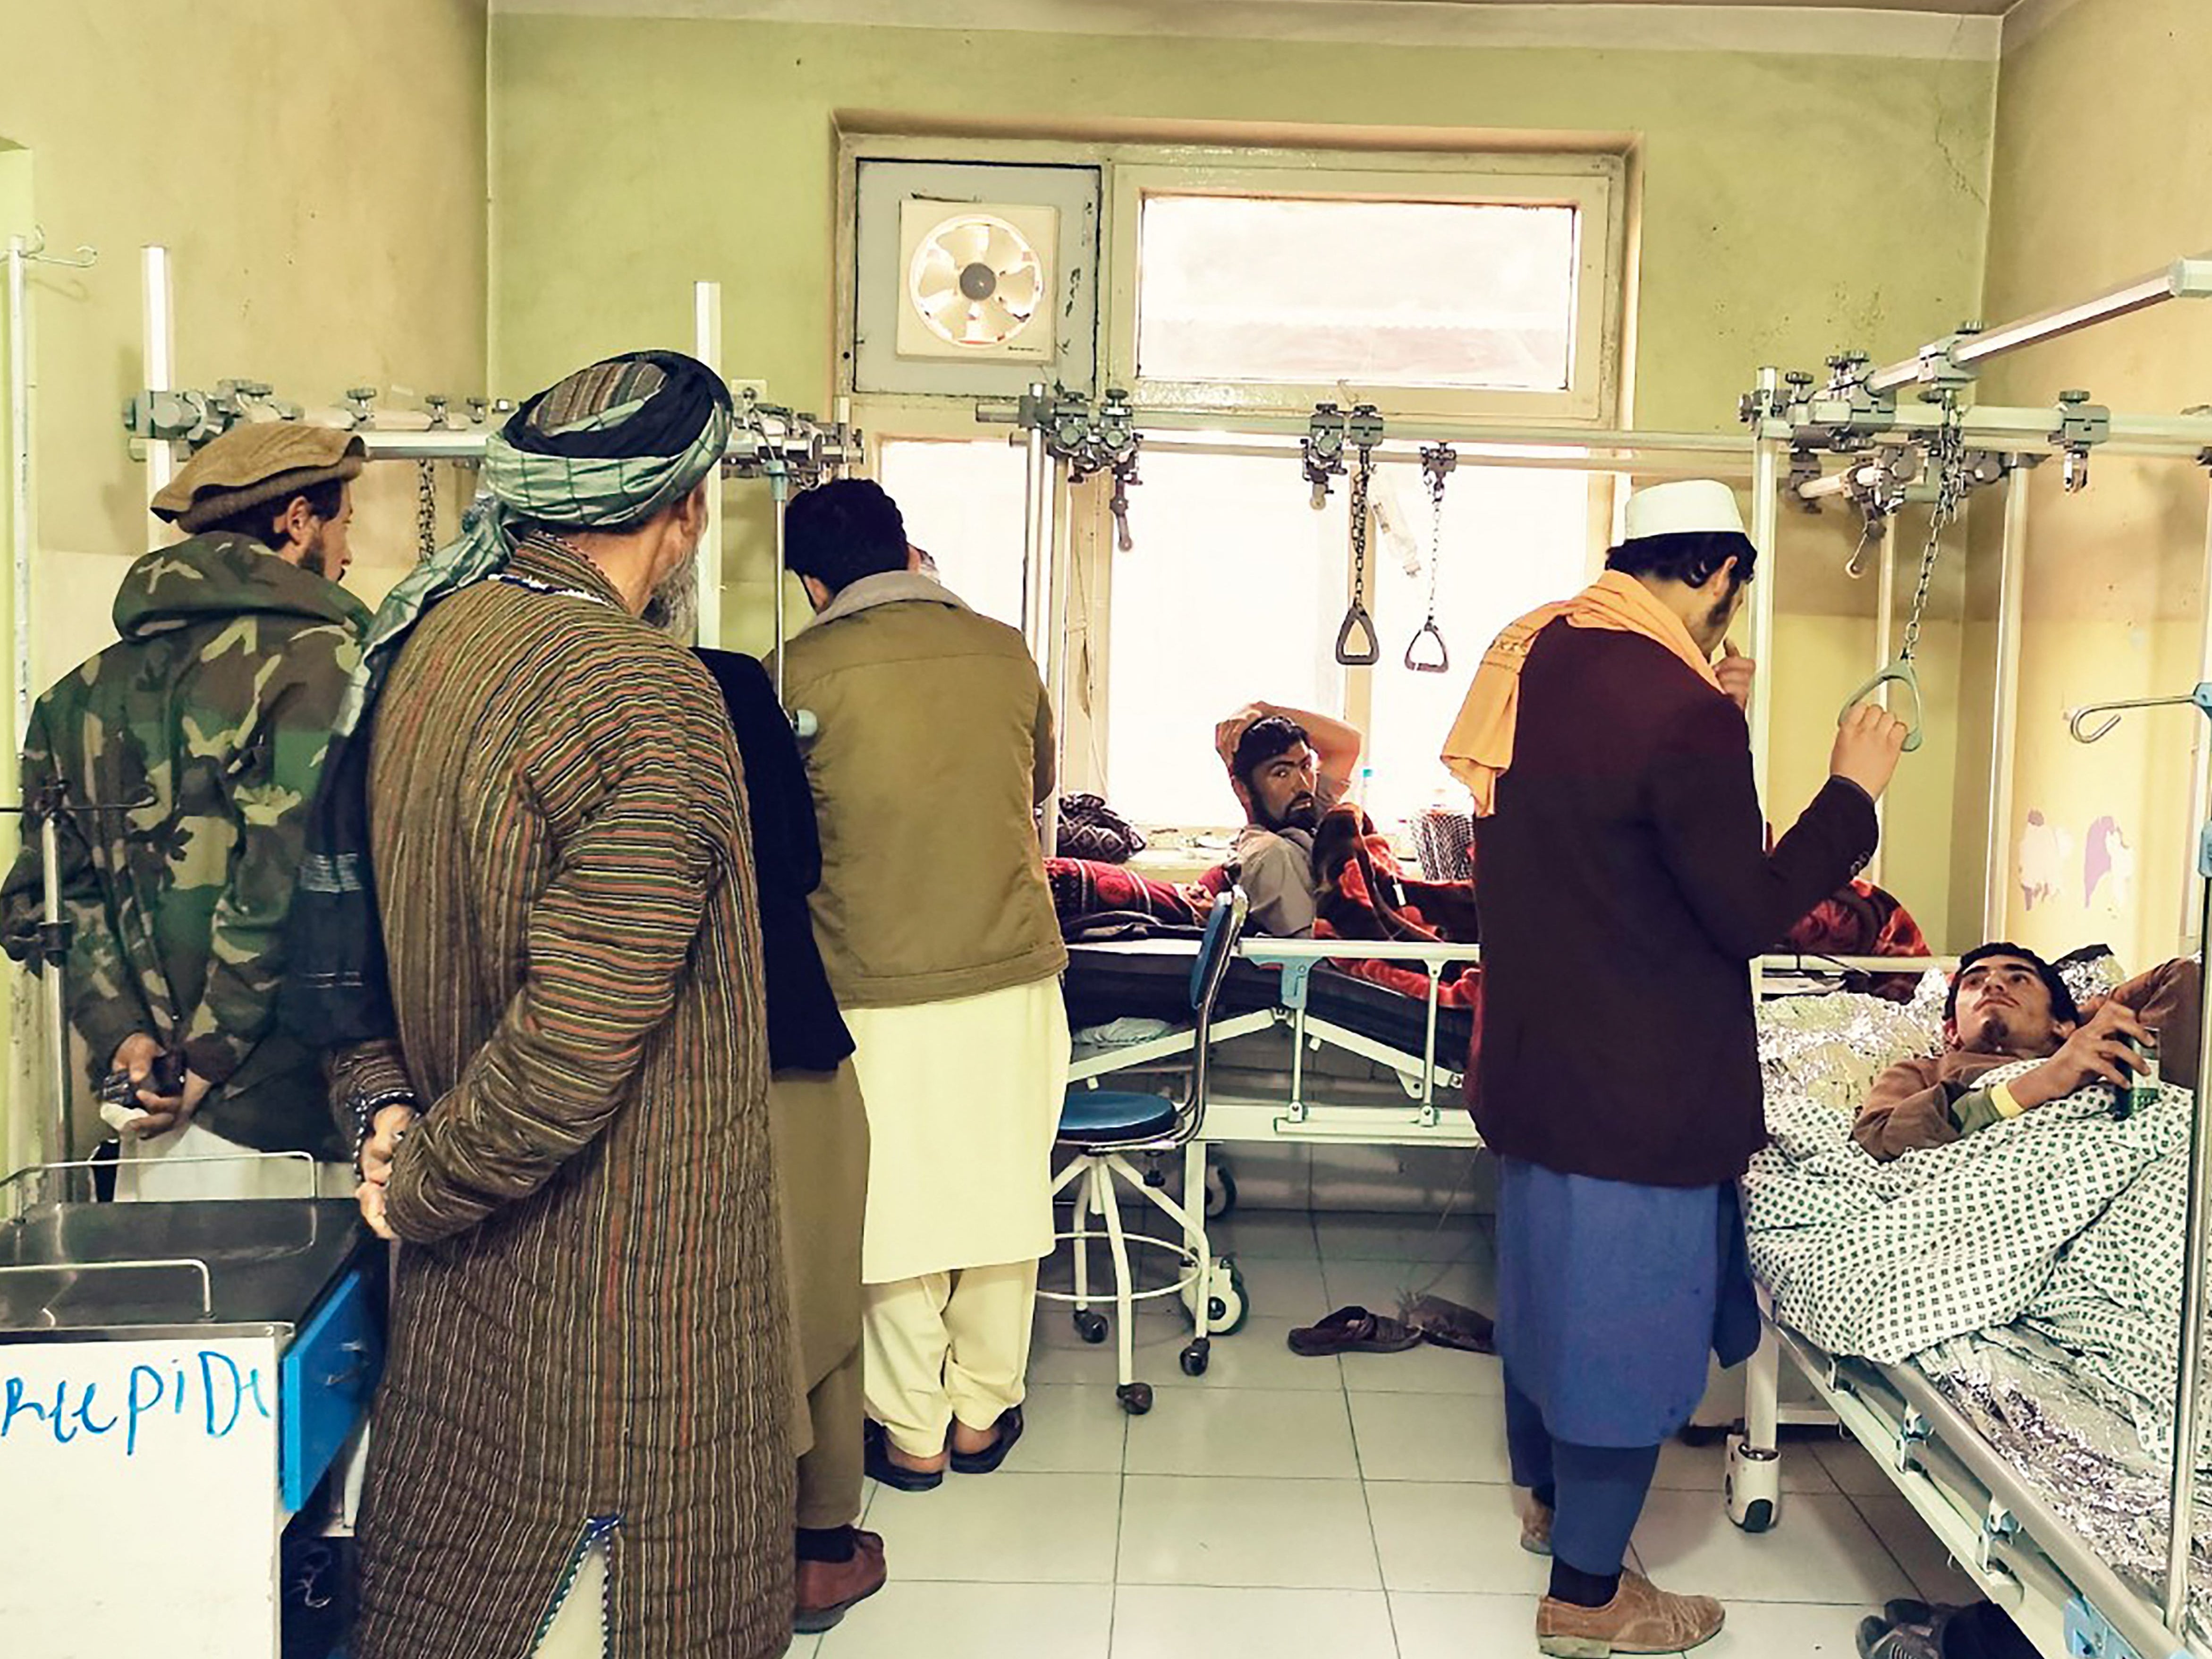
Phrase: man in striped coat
[{"left": 343, "top": 354, "right": 794, "bottom": 1658}]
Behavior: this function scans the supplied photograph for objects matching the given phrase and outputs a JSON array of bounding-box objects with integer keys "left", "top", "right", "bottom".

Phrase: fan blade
[
  {"left": 981, "top": 297, "right": 1024, "bottom": 340},
  {"left": 943, "top": 219, "right": 993, "bottom": 267},
  {"left": 925, "top": 291, "right": 972, "bottom": 340},
  {"left": 912, "top": 241, "right": 958, "bottom": 286},
  {"left": 981, "top": 225, "right": 1029, "bottom": 275},
  {"left": 911, "top": 262, "right": 959, "bottom": 306},
  {"left": 962, "top": 302, "right": 998, "bottom": 345},
  {"left": 996, "top": 266, "right": 1042, "bottom": 312}
]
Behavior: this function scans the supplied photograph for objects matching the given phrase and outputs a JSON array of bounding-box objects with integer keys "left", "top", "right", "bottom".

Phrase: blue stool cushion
[{"left": 1058, "top": 1090, "right": 1178, "bottom": 1144}]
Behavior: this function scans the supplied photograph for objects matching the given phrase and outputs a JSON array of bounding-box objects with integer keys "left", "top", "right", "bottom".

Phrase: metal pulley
[{"left": 1334, "top": 419, "right": 1384, "bottom": 667}]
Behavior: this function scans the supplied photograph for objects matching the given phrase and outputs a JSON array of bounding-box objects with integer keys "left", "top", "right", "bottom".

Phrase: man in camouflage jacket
[{"left": 1, "top": 425, "right": 371, "bottom": 1166}]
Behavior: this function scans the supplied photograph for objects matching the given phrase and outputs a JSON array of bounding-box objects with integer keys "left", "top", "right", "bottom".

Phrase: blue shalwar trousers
[{"left": 1495, "top": 1157, "right": 1759, "bottom": 1577}]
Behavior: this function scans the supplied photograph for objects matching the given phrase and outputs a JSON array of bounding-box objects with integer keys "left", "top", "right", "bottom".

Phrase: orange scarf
[{"left": 1441, "top": 570, "right": 1722, "bottom": 817}]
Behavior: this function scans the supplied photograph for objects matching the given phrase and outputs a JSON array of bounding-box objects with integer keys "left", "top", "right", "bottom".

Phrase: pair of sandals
[
  {"left": 864, "top": 1407, "right": 1024, "bottom": 1493},
  {"left": 1287, "top": 1295, "right": 1498, "bottom": 1358}
]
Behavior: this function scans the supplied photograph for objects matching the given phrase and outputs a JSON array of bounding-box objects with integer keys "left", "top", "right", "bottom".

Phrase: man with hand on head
[{"left": 1213, "top": 701, "right": 1364, "bottom": 937}]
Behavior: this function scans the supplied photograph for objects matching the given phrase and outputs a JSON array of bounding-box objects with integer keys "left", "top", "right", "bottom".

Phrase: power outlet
[{"left": 730, "top": 378, "right": 768, "bottom": 403}]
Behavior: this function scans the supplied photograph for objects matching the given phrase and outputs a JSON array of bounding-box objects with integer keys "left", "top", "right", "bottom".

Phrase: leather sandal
[
  {"left": 949, "top": 1406, "right": 1024, "bottom": 1475},
  {"left": 1288, "top": 1305, "right": 1424, "bottom": 1357},
  {"left": 863, "top": 1420, "right": 945, "bottom": 1493}
]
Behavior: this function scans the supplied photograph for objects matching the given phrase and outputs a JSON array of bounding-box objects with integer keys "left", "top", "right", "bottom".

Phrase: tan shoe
[
  {"left": 1515, "top": 1489, "right": 1554, "bottom": 1557},
  {"left": 1536, "top": 1569, "right": 1725, "bottom": 1657}
]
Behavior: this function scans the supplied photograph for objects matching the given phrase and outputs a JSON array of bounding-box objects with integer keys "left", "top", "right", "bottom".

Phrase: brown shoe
[
  {"left": 794, "top": 1530, "right": 888, "bottom": 1634},
  {"left": 1536, "top": 1569, "right": 1724, "bottom": 1656}
]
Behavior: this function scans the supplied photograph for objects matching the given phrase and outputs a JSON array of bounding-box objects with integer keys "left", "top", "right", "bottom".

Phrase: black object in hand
[{"left": 100, "top": 1049, "right": 186, "bottom": 1106}]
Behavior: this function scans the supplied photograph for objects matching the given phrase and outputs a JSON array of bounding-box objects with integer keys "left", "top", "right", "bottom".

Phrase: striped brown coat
[{"left": 352, "top": 536, "right": 793, "bottom": 1658}]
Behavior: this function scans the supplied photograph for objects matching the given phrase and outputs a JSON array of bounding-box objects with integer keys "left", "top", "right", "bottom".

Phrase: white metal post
[
  {"left": 1043, "top": 460, "right": 1074, "bottom": 855},
  {"left": 1869, "top": 519, "right": 1898, "bottom": 887},
  {"left": 38, "top": 811, "right": 68, "bottom": 1171},
  {"left": 140, "top": 246, "right": 174, "bottom": 553},
  {"left": 2167, "top": 826, "right": 2212, "bottom": 1630},
  {"left": 1985, "top": 465, "right": 2031, "bottom": 941},
  {"left": 1020, "top": 385, "right": 1050, "bottom": 665},
  {"left": 1748, "top": 367, "right": 1782, "bottom": 805},
  {"left": 692, "top": 281, "right": 724, "bottom": 650}
]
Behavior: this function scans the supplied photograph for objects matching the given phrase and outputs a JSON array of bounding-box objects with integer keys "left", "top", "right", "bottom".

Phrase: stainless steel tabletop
[{"left": 0, "top": 1198, "right": 373, "bottom": 1336}]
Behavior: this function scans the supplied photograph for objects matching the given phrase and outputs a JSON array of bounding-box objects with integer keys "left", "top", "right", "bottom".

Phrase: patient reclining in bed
[
  {"left": 1851, "top": 942, "right": 2201, "bottom": 1161},
  {"left": 1215, "top": 702, "right": 1364, "bottom": 936}
]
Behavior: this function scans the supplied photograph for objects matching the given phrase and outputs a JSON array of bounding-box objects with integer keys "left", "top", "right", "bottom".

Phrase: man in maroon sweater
[{"left": 1447, "top": 480, "right": 1909, "bottom": 1656}]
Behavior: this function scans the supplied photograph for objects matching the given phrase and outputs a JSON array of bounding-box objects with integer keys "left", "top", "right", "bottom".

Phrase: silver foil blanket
[
  {"left": 1920, "top": 1336, "right": 2212, "bottom": 1640},
  {"left": 1746, "top": 973, "right": 2211, "bottom": 1639}
]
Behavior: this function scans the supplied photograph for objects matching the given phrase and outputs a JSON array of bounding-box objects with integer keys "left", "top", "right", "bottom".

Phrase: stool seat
[{"left": 1058, "top": 1091, "right": 1178, "bottom": 1144}]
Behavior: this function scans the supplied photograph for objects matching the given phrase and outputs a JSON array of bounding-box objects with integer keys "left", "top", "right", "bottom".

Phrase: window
[
  {"left": 848, "top": 138, "right": 1624, "bottom": 834},
  {"left": 1137, "top": 196, "right": 1580, "bottom": 392},
  {"left": 1109, "top": 158, "right": 1622, "bottom": 423},
  {"left": 1362, "top": 463, "right": 1593, "bottom": 827},
  {"left": 1103, "top": 451, "right": 1346, "bottom": 829},
  {"left": 874, "top": 437, "right": 1030, "bottom": 630}
]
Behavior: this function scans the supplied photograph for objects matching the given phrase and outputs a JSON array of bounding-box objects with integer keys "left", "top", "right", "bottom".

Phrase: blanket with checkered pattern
[{"left": 1744, "top": 1061, "right": 2197, "bottom": 1457}]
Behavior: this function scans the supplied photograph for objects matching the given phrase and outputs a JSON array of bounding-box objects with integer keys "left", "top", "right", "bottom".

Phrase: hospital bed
[{"left": 1066, "top": 937, "right": 1938, "bottom": 1212}]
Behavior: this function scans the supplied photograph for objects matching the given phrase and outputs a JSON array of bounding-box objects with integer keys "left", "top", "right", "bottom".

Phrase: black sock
[
  {"left": 1533, "top": 1482, "right": 1557, "bottom": 1513},
  {"left": 1549, "top": 1560, "right": 1621, "bottom": 1608},
  {"left": 796, "top": 1525, "right": 857, "bottom": 1565}
]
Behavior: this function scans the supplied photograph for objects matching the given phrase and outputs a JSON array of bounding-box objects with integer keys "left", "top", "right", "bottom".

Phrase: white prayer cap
[{"left": 1622, "top": 479, "right": 1747, "bottom": 541}]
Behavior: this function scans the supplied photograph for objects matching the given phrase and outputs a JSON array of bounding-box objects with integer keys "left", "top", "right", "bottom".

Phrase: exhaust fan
[{"left": 896, "top": 201, "right": 1059, "bottom": 362}]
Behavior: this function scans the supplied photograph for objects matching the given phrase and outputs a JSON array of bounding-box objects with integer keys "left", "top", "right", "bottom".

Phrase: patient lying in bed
[{"left": 1852, "top": 942, "right": 2200, "bottom": 1161}]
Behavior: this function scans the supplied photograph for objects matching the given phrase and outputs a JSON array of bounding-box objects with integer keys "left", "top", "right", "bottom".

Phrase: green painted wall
[
  {"left": 1, "top": 0, "right": 489, "bottom": 1166},
  {"left": 0, "top": 145, "right": 30, "bottom": 1175},
  {"left": 1975, "top": 0, "right": 2212, "bottom": 969},
  {"left": 490, "top": 10, "right": 1997, "bottom": 941}
]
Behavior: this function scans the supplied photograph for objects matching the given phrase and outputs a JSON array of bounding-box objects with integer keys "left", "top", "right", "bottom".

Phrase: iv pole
[{"left": 2069, "top": 681, "right": 2212, "bottom": 1632}]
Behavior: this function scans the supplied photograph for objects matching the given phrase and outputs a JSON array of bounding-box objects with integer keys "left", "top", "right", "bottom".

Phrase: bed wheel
[
  {"left": 1179, "top": 1340, "right": 1211, "bottom": 1377},
  {"left": 1074, "top": 1310, "right": 1110, "bottom": 1345},
  {"left": 1725, "top": 1435, "right": 1782, "bottom": 1533},
  {"left": 1204, "top": 1163, "right": 1237, "bottom": 1220},
  {"left": 1118, "top": 1382, "right": 1155, "bottom": 1415},
  {"left": 1203, "top": 1258, "right": 1249, "bottom": 1337}
]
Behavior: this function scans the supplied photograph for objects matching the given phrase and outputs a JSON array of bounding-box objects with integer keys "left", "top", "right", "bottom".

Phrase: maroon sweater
[{"left": 1472, "top": 621, "right": 1879, "bottom": 1187}]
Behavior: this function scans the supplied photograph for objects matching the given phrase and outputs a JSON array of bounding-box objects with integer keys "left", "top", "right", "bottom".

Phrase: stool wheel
[
  {"left": 1118, "top": 1382, "right": 1154, "bottom": 1416},
  {"left": 1179, "top": 1340, "right": 1211, "bottom": 1378},
  {"left": 1074, "top": 1310, "right": 1110, "bottom": 1345}
]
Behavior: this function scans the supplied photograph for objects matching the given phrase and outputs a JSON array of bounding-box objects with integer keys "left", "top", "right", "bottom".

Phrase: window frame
[{"left": 839, "top": 132, "right": 1630, "bottom": 837}]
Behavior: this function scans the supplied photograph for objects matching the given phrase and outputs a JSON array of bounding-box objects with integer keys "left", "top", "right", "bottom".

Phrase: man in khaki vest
[{"left": 776, "top": 479, "right": 1068, "bottom": 1492}]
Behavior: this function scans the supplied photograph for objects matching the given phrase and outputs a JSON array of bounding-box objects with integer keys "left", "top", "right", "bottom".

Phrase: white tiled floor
[{"left": 812, "top": 1210, "right": 1982, "bottom": 1658}]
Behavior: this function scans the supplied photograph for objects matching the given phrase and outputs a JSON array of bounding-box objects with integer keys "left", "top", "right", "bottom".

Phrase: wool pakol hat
[
  {"left": 152, "top": 423, "right": 365, "bottom": 533},
  {"left": 1621, "top": 479, "right": 1748, "bottom": 541}
]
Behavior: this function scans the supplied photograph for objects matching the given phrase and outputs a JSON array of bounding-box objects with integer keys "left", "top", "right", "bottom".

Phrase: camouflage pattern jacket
[{"left": 1, "top": 535, "right": 371, "bottom": 1157}]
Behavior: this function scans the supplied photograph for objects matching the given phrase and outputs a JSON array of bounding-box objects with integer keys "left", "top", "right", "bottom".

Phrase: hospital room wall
[
  {"left": 1975, "top": 0, "right": 2212, "bottom": 971},
  {"left": 488, "top": 23, "right": 1994, "bottom": 641},
  {"left": 0, "top": 145, "right": 30, "bottom": 1178},
  {"left": 0, "top": 0, "right": 491, "bottom": 1168}
]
